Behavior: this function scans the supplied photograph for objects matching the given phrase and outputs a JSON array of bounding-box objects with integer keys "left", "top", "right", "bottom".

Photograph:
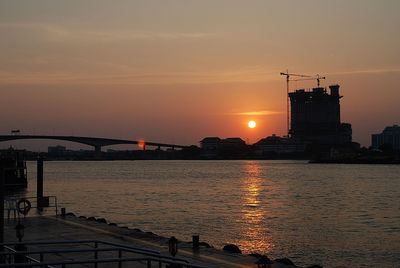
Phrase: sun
[{"left": 248, "top": 120, "right": 257, "bottom": 129}]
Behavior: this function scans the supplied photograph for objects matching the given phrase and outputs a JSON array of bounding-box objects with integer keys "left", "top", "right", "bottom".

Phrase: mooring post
[
  {"left": 0, "top": 168, "right": 5, "bottom": 263},
  {"left": 37, "top": 157, "right": 44, "bottom": 212},
  {"left": 192, "top": 234, "right": 199, "bottom": 251},
  {"left": 61, "top": 208, "right": 66, "bottom": 217}
]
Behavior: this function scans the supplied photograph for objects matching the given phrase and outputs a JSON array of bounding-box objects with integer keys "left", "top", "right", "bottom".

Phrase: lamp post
[
  {"left": 14, "top": 222, "right": 27, "bottom": 264},
  {"left": 15, "top": 223, "right": 24, "bottom": 243}
]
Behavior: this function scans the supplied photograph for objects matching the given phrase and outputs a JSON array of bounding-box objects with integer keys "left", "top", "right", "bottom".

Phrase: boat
[{"left": 0, "top": 148, "right": 28, "bottom": 189}]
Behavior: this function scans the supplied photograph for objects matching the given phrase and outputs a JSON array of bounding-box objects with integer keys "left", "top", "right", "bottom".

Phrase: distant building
[
  {"left": 220, "top": 137, "right": 246, "bottom": 149},
  {"left": 48, "top": 145, "right": 66, "bottom": 154},
  {"left": 200, "top": 137, "right": 247, "bottom": 158},
  {"left": 371, "top": 125, "right": 400, "bottom": 151},
  {"left": 200, "top": 137, "right": 246, "bottom": 150},
  {"left": 289, "top": 84, "right": 352, "bottom": 145},
  {"left": 200, "top": 137, "right": 221, "bottom": 151},
  {"left": 255, "top": 135, "right": 306, "bottom": 154},
  {"left": 200, "top": 137, "right": 221, "bottom": 158}
]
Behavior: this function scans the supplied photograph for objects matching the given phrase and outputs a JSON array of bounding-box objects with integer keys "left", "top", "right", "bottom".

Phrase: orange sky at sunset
[{"left": 0, "top": 1, "right": 399, "bottom": 149}]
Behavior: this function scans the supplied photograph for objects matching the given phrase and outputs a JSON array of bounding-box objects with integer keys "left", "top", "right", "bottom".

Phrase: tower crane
[{"left": 280, "top": 71, "right": 326, "bottom": 136}]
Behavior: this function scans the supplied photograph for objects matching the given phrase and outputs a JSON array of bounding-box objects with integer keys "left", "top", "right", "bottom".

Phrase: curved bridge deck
[{"left": 0, "top": 135, "right": 188, "bottom": 151}]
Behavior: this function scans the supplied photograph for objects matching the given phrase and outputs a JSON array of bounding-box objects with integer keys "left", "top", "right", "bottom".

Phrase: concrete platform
[{"left": 3, "top": 215, "right": 298, "bottom": 268}]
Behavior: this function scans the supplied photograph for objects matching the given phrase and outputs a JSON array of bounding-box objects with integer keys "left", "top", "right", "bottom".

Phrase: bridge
[{"left": 0, "top": 135, "right": 188, "bottom": 153}]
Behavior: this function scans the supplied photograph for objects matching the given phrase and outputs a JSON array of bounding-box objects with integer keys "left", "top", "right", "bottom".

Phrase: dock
[{"left": 2, "top": 214, "right": 298, "bottom": 268}]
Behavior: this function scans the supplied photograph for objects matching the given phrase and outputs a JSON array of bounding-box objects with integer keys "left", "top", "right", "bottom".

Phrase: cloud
[
  {"left": 0, "top": 22, "right": 283, "bottom": 85},
  {"left": 0, "top": 65, "right": 280, "bottom": 85},
  {"left": 0, "top": 22, "right": 218, "bottom": 43},
  {"left": 230, "top": 110, "right": 283, "bottom": 116},
  {"left": 328, "top": 68, "right": 400, "bottom": 76}
]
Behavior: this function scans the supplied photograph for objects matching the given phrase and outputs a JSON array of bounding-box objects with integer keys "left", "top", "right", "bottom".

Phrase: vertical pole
[
  {"left": 61, "top": 208, "right": 66, "bottom": 217},
  {"left": 192, "top": 235, "right": 199, "bottom": 251},
  {"left": 0, "top": 168, "right": 5, "bottom": 264},
  {"left": 118, "top": 249, "right": 122, "bottom": 268},
  {"left": 94, "top": 146, "right": 102, "bottom": 159},
  {"left": 37, "top": 157, "right": 44, "bottom": 212},
  {"left": 94, "top": 242, "right": 98, "bottom": 268},
  {"left": 286, "top": 71, "right": 290, "bottom": 137}
]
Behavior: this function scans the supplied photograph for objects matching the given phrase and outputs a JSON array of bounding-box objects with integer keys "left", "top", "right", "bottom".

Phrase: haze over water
[{"left": 23, "top": 160, "right": 400, "bottom": 268}]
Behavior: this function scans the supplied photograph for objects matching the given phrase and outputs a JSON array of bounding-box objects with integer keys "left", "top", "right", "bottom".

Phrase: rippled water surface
[{"left": 22, "top": 160, "right": 400, "bottom": 267}]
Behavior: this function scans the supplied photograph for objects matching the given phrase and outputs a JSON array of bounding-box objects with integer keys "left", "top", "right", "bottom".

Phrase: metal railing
[
  {"left": 3, "top": 196, "right": 58, "bottom": 218},
  {"left": 0, "top": 240, "right": 208, "bottom": 268},
  {"left": 1, "top": 244, "right": 54, "bottom": 268}
]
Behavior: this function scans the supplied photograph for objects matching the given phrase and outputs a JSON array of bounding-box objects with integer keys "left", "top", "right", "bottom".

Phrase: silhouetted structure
[
  {"left": 220, "top": 138, "right": 246, "bottom": 149},
  {"left": 255, "top": 135, "right": 306, "bottom": 155},
  {"left": 200, "top": 137, "right": 221, "bottom": 151},
  {"left": 48, "top": 145, "right": 66, "bottom": 154},
  {"left": 200, "top": 137, "right": 247, "bottom": 159},
  {"left": 0, "top": 148, "right": 27, "bottom": 188},
  {"left": 0, "top": 135, "right": 187, "bottom": 154},
  {"left": 289, "top": 84, "right": 352, "bottom": 146},
  {"left": 371, "top": 125, "right": 400, "bottom": 151}
]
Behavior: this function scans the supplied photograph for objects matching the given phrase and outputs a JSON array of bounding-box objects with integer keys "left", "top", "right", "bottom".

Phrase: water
[{"left": 21, "top": 160, "right": 400, "bottom": 267}]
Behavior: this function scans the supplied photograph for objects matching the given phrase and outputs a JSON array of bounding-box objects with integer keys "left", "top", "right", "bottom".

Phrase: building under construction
[{"left": 289, "top": 84, "right": 352, "bottom": 146}]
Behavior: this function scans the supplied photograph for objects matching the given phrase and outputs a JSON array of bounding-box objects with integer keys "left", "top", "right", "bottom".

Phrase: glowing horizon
[{"left": 0, "top": 1, "right": 399, "bottom": 149}]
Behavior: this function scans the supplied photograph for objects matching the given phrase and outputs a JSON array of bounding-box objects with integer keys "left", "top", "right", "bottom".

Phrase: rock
[
  {"left": 223, "top": 244, "right": 242, "bottom": 254},
  {"left": 108, "top": 222, "right": 117, "bottom": 226},
  {"left": 274, "top": 258, "right": 295, "bottom": 266},
  {"left": 306, "top": 265, "right": 323, "bottom": 268},
  {"left": 87, "top": 217, "right": 96, "bottom": 221},
  {"left": 133, "top": 228, "right": 142, "bottom": 232},
  {"left": 96, "top": 218, "right": 107, "bottom": 224},
  {"left": 66, "top": 212, "right": 75, "bottom": 217},
  {"left": 255, "top": 255, "right": 273, "bottom": 266}
]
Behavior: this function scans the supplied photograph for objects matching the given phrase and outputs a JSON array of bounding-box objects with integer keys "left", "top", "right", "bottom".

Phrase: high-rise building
[
  {"left": 371, "top": 125, "right": 400, "bottom": 151},
  {"left": 289, "top": 84, "right": 352, "bottom": 145}
]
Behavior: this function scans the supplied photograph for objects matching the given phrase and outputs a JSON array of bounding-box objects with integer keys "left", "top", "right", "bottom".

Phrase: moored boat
[{"left": 0, "top": 148, "right": 28, "bottom": 189}]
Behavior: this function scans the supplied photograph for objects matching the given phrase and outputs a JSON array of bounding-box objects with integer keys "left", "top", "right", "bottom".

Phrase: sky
[{"left": 0, "top": 0, "right": 399, "bottom": 150}]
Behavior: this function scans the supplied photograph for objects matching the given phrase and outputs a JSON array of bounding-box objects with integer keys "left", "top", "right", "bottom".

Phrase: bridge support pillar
[{"left": 94, "top": 145, "right": 102, "bottom": 158}]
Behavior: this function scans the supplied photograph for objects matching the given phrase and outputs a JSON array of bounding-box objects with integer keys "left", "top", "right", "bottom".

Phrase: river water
[{"left": 22, "top": 160, "right": 400, "bottom": 267}]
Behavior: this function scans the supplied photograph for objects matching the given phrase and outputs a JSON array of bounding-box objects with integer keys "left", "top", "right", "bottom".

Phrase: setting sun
[{"left": 248, "top": 120, "right": 257, "bottom": 129}]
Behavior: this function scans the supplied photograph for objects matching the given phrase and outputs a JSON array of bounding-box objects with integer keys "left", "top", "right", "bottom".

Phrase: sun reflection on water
[{"left": 238, "top": 161, "right": 274, "bottom": 253}]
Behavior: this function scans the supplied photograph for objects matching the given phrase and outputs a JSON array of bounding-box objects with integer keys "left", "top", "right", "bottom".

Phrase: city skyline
[{"left": 1, "top": 0, "right": 400, "bottom": 149}]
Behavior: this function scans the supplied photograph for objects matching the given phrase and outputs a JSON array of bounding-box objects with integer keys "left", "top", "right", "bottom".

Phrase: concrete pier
[{"left": 3, "top": 215, "right": 297, "bottom": 268}]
